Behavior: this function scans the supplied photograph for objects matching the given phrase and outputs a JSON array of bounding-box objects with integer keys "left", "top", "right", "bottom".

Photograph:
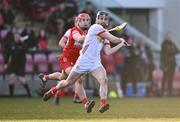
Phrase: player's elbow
[{"left": 59, "top": 41, "right": 64, "bottom": 48}]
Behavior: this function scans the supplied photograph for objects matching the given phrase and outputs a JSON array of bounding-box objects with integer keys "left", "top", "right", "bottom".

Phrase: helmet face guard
[{"left": 96, "top": 11, "right": 109, "bottom": 19}]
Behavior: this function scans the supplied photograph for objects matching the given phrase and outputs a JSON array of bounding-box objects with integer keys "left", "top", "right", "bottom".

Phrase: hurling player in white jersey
[{"left": 43, "top": 11, "right": 130, "bottom": 113}]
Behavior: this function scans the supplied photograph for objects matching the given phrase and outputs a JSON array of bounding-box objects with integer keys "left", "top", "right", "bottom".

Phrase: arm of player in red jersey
[
  {"left": 72, "top": 30, "right": 86, "bottom": 43},
  {"left": 59, "top": 29, "right": 71, "bottom": 48},
  {"left": 103, "top": 39, "right": 130, "bottom": 55},
  {"left": 59, "top": 36, "right": 68, "bottom": 48}
]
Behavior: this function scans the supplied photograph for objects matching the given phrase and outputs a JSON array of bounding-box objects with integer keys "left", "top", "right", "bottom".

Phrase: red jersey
[
  {"left": 62, "top": 25, "right": 85, "bottom": 62},
  {"left": 59, "top": 26, "right": 85, "bottom": 70}
]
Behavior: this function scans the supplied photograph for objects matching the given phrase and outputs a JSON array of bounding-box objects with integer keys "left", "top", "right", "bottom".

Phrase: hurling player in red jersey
[{"left": 38, "top": 13, "right": 91, "bottom": 106}]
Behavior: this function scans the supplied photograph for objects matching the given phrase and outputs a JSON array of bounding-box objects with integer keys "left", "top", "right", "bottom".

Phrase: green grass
[{"left": 0, "top": 97, "right": 180, "bottom": 122}]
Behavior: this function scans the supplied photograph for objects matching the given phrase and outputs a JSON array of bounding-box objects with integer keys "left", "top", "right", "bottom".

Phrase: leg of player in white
[{"left": 90, "top": 66, "right": 109, "bottom": 113}]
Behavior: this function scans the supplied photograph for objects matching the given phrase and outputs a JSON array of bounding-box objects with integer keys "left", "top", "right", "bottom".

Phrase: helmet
[
  {"left": 77, "top": 13, "right": 90, "bottom": 21},
  {"left": 76, "top": 13, "right": 91, "bottom": 30},
  {"left": 96, "top": 11, "right": 109, "bottom": 19},
  {"left": 96, "top": 11, "right": 109, "bottom": 28}
]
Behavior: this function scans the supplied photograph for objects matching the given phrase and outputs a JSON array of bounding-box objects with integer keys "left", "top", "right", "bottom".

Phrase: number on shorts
[{"left": 82, "top": 44, "right": 89, "bottom": 54}]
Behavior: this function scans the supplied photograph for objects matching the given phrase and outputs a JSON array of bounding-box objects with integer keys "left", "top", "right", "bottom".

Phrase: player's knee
[
  {"left": 64, "top": 79, "right": 74, "bottom": 87},
  {"left": 58, "top": 80, "right": 69, "bottom": 87}
]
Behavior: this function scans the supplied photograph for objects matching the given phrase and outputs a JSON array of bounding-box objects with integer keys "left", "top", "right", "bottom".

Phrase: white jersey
[
  {"left": 73, "top": 24, "right": 106, "bottom": 73},
  {"left": 79, "top": 24, "right": 105, "bottom": 62}
]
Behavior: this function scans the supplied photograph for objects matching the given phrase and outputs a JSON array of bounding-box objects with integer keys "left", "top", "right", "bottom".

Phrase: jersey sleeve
[
  {"left": 89, "top": 24, "right": 106, "bottom": 36},
  {"left": 63, "top": 29, "right": 71, "bottom": 38}
]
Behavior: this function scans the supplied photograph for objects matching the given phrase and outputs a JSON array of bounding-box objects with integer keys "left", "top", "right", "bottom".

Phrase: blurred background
[{"left": 0, "top": 0, "right": 180, "bottom": 98}]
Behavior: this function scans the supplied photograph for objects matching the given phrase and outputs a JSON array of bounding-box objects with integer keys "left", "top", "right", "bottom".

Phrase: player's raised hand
[
  {"left": 119, "top": 38, "right": 131, "bottom": 47},
  {"left": 124, "top": 41, "right": 131, "bottom": 46}
]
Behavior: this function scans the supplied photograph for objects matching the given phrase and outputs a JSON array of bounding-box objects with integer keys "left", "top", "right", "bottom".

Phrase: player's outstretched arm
[
  {"left": 100, "top": 31, "right": 124, "bottom": 44},
  {"left": 103, "top": 39, "right": 130, "bottom": 55}
]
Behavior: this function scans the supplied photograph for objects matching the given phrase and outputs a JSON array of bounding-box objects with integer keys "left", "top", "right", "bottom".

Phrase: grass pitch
[{"left": 0, "top": 97, "right": 180, "bottom": 122}]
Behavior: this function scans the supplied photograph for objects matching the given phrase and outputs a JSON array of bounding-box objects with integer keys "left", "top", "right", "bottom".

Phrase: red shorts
[{"left": 59, "top": 53, "right": 79, "bottom": 71}]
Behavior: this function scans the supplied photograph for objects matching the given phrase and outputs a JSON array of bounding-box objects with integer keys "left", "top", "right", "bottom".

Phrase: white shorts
[{"left": 72, "top": 59, "right": 102, "bottom": 74}]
